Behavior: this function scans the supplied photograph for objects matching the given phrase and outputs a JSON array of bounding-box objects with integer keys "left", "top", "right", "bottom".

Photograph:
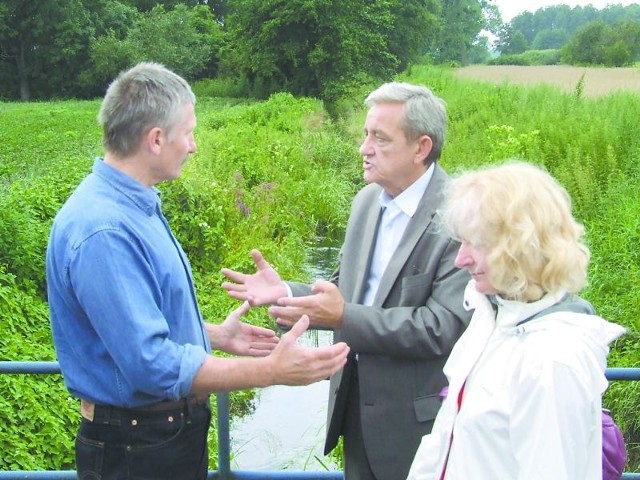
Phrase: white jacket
[{"left": 407, "top": 281, "right": 625, "bottom": 480}]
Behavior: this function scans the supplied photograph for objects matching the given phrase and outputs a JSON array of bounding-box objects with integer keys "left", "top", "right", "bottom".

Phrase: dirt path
[{"left": 454, "top": 65, "right": 640, "bottom": 97}]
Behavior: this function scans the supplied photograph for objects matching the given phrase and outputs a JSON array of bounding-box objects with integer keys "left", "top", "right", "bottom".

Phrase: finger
[
  {"left": 268, "top": 305, "right": 303, "bottom": 322},
  {"left": 276, "top": 318, "right": 294, "bottom": 330},
  {"left": 248, "top": 348, "right": 275, "bottom": 357},
  {"left": 220, "top": 282, "right": 247, "bottom": 294},
  {"left": 250, "top": 340, "right": 279, "bottom": 351},
  {"left": 315, "top": 342, "right": 350, "bottom": 359},
  {"left": 282, "top": 314, "right": 309, "bottom": 342},
  {"left": 251, "top": 249, "right": 271, "bottom": 271},
  {"left": 311, "top": 279, "right": 330, "bottom": 293},
  {"left": 249, "top": 325, "right": 278, "bottom": 338},
  {"left": 220, "top": 268, "right": 246, "bottom": 283},
  {"left": 226, "top": 290, "right": 253, "bottom": 302},
  {"left": 231, "top": 300, "right": 251, "bottom": 318},
  {"left": 275, "top": 295, "right": 298, "bottom": 307}
]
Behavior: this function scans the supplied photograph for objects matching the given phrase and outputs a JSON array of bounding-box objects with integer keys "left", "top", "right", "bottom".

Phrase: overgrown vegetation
[
  {"left": 1, "top": 65, "right": 639, "bottom": 472},
  {"left": 0, "top": 0, "right": 497, "bottom": 103},
  {"left": 0, "top": 93, "right": 362, "bottom": 471}
]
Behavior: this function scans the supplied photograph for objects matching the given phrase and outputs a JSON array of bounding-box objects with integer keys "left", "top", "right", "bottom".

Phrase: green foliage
[
  {"left": 90, "top": 4, "right": 223, "bottom": 84},
  {"left": 192, "top": 78, "right": 252, "bottom": 99},
  {"left": 3, "top": 64, "right": 640, "bottom": 472},
  {"left": 497, "top": 26, "right": 528, "bottom": 55},
  {"left": 0, "top": 375, "right": 77, "bottom": 470},
  {"left": 498, "top": 3, "right": 640, "bottom": 64},
  {"left": 388, "top": 0, "right": 440, "bottom": 71},
  {"left": 431, "top": 0, "right": 485, "bottom": 65},
  {"left": 403, "top": 65, "right": 640, "bottom": 469},
  {"left": 532, "top": 28, "right": 570, "bottom": 50},
  {"left": 0, "top": 0, "right": 498, "bottom": 103},
  {"left": 489, "top": 49, "right": 561, "bottom": 66},
  {"left": 0, "top": 91, "right": 361, "bottom": 471},
  {"left": 220, "top": 0, "right": 399, "bottom": 105}
]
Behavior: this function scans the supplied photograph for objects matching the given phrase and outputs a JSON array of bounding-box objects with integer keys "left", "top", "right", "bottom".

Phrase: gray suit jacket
[{"left": 289, "top": 164, "right": 471, "bottom": 480}]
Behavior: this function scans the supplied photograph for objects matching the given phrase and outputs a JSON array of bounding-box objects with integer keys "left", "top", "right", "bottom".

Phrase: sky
[{"left": 491, "top": 0, "right": 638, "bottom": 22}]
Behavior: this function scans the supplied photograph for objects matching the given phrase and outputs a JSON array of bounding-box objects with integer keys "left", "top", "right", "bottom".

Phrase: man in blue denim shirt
[{"left": 46, "top": 62, "right": 350, "bottom": 480}]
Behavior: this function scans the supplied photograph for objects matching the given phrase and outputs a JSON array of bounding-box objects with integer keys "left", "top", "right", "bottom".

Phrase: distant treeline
[
  {"left": 1, "top": 1, "right": 638, "bottom": 103},
  {"left": 494, "top": 3, "right": 640, "bottom": 67},
  {"left": 0, "top": 0, "right": 496, "bottom": 102}
]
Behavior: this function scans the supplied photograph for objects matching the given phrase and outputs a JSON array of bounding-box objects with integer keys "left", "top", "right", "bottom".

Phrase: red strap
[{"left": 439, "top": 381, "right": 466, "bottom": 480}]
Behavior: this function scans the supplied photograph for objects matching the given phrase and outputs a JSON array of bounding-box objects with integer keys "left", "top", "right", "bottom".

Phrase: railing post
[{"left": 217, "top": 392, "right": 231, "bottom": 480}]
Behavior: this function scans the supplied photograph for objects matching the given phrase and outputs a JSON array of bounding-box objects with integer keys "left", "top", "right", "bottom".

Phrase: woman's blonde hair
[{"left": 441, "top": 161, "right": 590, "bottom": 302}]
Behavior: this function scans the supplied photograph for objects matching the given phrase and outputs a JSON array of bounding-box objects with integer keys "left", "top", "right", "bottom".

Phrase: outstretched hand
[
  {"left": 207, "top": 301, "right": 279, "bottom": 357},
  {"left": 269, "top": 280, "right": 345, "bottom": 330},
  {"left": 268, "top": 314, "right": 350, "bottom": 386},
  {"left": 221, "top": 249, "right": 288, "bottom": 306}
]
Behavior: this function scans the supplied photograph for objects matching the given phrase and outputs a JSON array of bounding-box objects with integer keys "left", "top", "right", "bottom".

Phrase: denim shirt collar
[{"left": 92, "top": 158, "right": 160, "bottom": 216}]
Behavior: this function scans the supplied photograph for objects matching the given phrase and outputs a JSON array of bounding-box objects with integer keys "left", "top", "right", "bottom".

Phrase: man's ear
[
  {"left": 146, "top": 127, "right": 164, "bottom": 155},
  {"left": 414, "top": 134, "right": 433, "bottom": 165}
]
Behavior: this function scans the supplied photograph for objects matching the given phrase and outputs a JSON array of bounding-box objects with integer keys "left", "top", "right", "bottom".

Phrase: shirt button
[{"left": 131, "top": 419, "right": 138, "bottom": 426}]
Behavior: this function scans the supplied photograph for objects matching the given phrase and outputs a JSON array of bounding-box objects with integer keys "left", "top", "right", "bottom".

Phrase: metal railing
[{"left": 1, "top": 362, "right": 639, "bottom": 479}]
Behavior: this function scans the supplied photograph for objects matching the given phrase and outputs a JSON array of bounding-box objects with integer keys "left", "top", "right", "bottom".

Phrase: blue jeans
[{"left": 75, "top": 399, "right": 211, "bottom": 480}]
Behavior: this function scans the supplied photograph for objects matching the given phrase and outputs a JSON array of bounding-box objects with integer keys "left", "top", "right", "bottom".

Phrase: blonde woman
[{"left": 407, "top": 161, "right": 625, "bottom": 480}]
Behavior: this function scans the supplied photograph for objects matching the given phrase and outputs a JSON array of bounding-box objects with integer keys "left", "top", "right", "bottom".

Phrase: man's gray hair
[
  {"left": 365, "top": 82, "right": 447, "bottom": 164},
  {"left": 98, "top": 62, "right": 196, "bottom": 157}
]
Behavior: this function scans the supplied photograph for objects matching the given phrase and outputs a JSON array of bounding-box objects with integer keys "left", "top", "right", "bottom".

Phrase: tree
[
  {"left": 431, "top": 0, "right": 485, "bottom": 65},
  {"left": 468, "top": 34, "right": 492, "bottom": 64},
  {"left": 0, "top": 0, "right": 140, "bottom": 100},
  {"left": 0, "top": 0, "right": 95, "bottom": 100},
  {"left": 481, "top": 0, "right": 503, "bottom": 38},
  {"left": 532, "top": 28, "right": 569, "bottom": 50},
  {"left": 561, "top": 20, "right": 640, "bottom": 66},
  {"left": 89, "top": 4, "right": 222, "bottom": 86},
  {"left": 496, "top": 24, "right": 528, "bottom": 55},
  {"left": 220, "top": 0, "right": 398, "bottom": 103},
  {"left": 562, "top": 20, "right": 608, "bottom": 65},
  {"left": 387, "top": 0, "right": 440, "bottom": 71}
]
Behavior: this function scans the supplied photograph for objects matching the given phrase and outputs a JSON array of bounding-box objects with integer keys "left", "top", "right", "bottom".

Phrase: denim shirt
[{"left": 46, "top": 158, "right": 210, "bottom": 408}]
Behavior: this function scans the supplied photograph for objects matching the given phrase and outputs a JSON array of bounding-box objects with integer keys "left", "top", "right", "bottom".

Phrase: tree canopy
[
  {"left": 0, "top": 0, "right": 492, "bottom": 102},
  {"left": 496, "top": 3, "right": 640, "bottom": 66}
]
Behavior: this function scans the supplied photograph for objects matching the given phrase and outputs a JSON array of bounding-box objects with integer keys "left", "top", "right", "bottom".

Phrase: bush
[{"left": 489, "top": 49, "right": 561, "bottom": 66}]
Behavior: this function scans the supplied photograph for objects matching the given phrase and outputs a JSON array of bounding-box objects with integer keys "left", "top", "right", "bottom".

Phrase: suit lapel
[
  {"left": 351, "top": 203, "right": 385, "bottom": 303},
  {"left": 373, "top": 164, "right": 447, "bottom": 305}
]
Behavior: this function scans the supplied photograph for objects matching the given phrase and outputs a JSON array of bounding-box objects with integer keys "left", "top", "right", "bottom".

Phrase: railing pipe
[
  {"left": 1, "top": 362, "right": 639, "bottom": 480},
  {"left": 217, "top": 392, "right": 231, "bottom": 479}
]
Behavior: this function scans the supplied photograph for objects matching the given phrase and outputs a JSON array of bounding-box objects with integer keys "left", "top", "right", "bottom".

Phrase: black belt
[{"left": 81, "top": 396, "right": 210, "bottom": 423}]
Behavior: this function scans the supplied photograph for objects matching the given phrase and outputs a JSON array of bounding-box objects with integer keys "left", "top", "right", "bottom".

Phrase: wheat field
[{"left": 454, "top": 65, "right": 640, "bottom": 97}]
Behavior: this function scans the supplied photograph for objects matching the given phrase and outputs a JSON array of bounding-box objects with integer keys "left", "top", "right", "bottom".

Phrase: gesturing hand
[
  {"left": 268, "top": 314, "right": 349, "bottom": 386},
  {"left": 221, "top": 249, "right": 288, "bottom": 306},
  {"left": 207, "top": 301, "right": 279, "bottom": 357},
  {"left": 269, "top": 280, "right": 345, "bottom": 330}
]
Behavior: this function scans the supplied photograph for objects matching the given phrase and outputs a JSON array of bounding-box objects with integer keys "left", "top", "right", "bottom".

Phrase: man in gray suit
[{"left": 221, "top": 82, "right": 471, "bottom": 480}]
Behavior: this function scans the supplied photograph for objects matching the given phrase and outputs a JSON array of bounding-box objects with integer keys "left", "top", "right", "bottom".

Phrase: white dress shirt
[{"left": 362, "top": 164, "right": 435, "bottom": 306}]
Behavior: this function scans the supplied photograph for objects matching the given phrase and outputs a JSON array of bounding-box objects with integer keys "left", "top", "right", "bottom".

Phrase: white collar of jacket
[{"left": 460, "top": 279, "right": 625, "bottom": 349}]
